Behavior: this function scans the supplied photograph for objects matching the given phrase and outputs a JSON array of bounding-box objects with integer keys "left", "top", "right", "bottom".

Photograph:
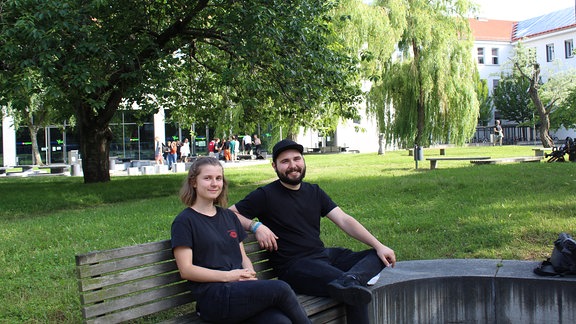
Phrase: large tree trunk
[
  {"left": 28, "top": 125, "right": 44, "bottom": 166},
  {"left": 76, "top": 99, "right": 118, "bottom": 183},
  {"left": 74, "top": 89, "right": 123, "bottom": 183},
  {"left": 527, "top": 64, "right": 553, "bottom": 148},
  {"left": 413, "top": 40, "right": 425, "bottom": 147},
  {"left": 79, "top": 122, "right": 113, "bottom": 183}
]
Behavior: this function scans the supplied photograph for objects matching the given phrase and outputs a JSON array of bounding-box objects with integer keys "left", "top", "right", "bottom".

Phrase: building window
[
  {"left": 546, "top": 44, "right": 555, "bottom": 62},
  {"left": 477, "top": 47, "right": 485, "bottom": 64},
  {"left": 491, "top": 48, "right": 499, "bottom": 65},
  {"left": 565, "top": 39, "right": 574, "bottom": 59},
  {"left": 492, "top": 79, "right": 499, "bottom": 91}
]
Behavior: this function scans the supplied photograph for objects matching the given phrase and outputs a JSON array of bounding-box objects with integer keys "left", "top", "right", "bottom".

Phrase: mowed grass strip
[{"left": 0, "top": 145, "right": 574, "bottom": 322}]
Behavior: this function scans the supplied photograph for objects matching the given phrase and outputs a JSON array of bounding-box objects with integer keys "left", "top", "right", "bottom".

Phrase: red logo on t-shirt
[{"left": 228, "top": 230, "right": 238, "bottom": 238}]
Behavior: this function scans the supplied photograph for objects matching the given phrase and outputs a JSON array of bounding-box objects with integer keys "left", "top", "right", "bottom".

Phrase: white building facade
[{"left": 470, "top": 6, "right": 576, "bottom": 140}]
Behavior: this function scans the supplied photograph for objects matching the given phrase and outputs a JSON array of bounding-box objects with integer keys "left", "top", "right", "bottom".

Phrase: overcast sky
[{"left": 474, "top": 0, "right": 575, "bottom": 21}]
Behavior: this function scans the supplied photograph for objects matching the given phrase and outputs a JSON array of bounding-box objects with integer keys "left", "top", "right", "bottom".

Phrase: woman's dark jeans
[{"left": 196, "top": 279, "right": 310, "bottom": 324}]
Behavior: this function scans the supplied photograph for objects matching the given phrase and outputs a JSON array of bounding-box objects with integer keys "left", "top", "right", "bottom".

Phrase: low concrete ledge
[{"left": 369, "top": 259, "right": 576, "bottom": 323}]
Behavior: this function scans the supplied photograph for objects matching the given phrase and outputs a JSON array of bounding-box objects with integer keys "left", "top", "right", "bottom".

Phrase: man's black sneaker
[{"left": 326, "top": 275, "right": 372, "bottom": 306}]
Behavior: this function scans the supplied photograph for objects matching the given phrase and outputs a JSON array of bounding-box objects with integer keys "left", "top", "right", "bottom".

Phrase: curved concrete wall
[{"left": 369, "top": 259, "right": 576, "bottom": 323}]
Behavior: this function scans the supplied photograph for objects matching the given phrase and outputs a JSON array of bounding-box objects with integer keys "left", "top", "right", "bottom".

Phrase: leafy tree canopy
[
  {"left": 492, "top": 73, "right": 533, "bottom": 124},
  {"left": 475, "top": 71, "right": 492, "bottom": 127},
  {"left": 367, "top": 0, "right": 478, "bottom": 147},
  {"left": 1, "top": 0, "right": 368, "bottom": 182}
]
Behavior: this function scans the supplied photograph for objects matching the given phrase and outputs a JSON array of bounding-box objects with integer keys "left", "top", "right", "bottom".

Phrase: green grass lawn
[{"left": 1, "top": 145, "right": 575, "bottom": 323}]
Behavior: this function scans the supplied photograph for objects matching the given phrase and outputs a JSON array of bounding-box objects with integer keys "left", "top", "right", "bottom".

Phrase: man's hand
[
  {"left": 376, "top": 245, "right": 396, "bottom": 268},
  {"left": 254, "top": 224, "right": 279, "bottom": 251}
]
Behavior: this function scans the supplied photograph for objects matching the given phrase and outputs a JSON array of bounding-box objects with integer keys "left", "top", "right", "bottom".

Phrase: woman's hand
[{"left": 227, "top": 269, "right": 257, "bottom": 282}]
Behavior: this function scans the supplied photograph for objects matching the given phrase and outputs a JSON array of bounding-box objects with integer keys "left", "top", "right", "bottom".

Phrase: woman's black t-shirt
[{"left": 171, "top": 206, "right": 246, "bottom": 297}]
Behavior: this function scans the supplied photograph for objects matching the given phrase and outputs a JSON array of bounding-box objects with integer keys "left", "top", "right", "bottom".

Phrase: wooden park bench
[
  {"left": 426, "top": 156, "right": 491, "bottom": 170},
  {"left": 76, "top": 233, "right": 345, "bottom": 324},
  {"left": 470, "top": 156, "right": 542, "bottom": 165}
]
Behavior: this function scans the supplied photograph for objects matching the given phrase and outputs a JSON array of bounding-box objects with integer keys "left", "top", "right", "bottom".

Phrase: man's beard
[{"left": 276, "top": 165, "right": 306, "bottom": 186}]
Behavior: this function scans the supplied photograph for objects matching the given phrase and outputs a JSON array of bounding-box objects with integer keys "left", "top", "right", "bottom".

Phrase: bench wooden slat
[
  {"left": 245, "top": 250, "right": 269, "bottom": 263},
  {"left": 426, "top": 156, "right": 491, "bottom": 170},
  {"left": 83, "top": 282, "right": 192, "bottom": 318},
  {"left": 76, "top": 240, "right": 172, "bottom": 265},
  {"left": 299, "top": 295, "right": 343, "bottom": 315},
  {"left": 87, "top": 293, "right": 194, "bottom": 324},
  {"left": 157, "top": 313, "right": 201, "bottom": 324},
  {"left": 256, "top": 268, "right": 277, "bottom": 280},
  {"left": 79, "top": 261, "right": 178, "bottom": 292},
  {"left": 309, "top": 306, "right": 347, "bottom": 324},
  {"left": 470, "top": 156, "right": 542, "bottom": 164},
  {"left": 81, "top": 272, "right": 185, "bottom": 304},
  {"left": 77, "top": 249, "right": 174, "bottom": 278}
]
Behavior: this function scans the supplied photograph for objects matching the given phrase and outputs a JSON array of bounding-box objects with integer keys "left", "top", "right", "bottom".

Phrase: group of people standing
[
  {"left": 208, "top": 134, "right": 262, "bottom": 162},
  {"left": 154, "top": 133, "right": 264, "bottom": 170},
  {"left": 155, "top": 137, "right": 191, "bottom": 170}
]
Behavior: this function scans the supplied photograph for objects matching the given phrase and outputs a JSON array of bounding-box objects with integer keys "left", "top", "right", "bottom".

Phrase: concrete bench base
[
  {"left": 141, "top": 165, "right": 156, "bottom": 175},
  {"left": 38, "top": 164, "right": 70, "bottom": 174},
  {"left": 172, "top": 162, "right": 186, "bottom": 173},
  {"left": 532, "top": 148, "right": 553, "bottom": 157},
  {"left": 369, "top": 259, "right": 576, "bottom": 323}
]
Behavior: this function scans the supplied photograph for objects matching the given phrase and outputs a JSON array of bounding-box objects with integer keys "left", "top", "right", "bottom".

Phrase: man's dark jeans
[{"left": 279, "top": 248, "right": 385, "bottom": 324}]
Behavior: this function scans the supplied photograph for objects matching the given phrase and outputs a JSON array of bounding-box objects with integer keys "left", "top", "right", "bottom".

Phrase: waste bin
[
  {"left": 68, "top": 150, "right": 79, "bottom": 165},
  {"left": 109, "top": 157, "right": 117, "bottom": 171},
  {"left": 72, "top": 163, "right": 82, "bottom": 176},
  {"left": 414, "top": 145, "right": 424, "bottom": 161},
  {"left": 414, "top": 145, "right": 424, "bottom": 169}
]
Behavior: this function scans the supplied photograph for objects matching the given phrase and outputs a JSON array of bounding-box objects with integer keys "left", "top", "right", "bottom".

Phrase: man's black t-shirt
[{"left": 234, "top": 180, "right": 338, "bottom": 274}]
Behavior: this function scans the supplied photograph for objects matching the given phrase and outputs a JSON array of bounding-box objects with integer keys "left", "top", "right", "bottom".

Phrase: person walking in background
[
  {"left": 180, "top": 138, "right": 191, "bottom": 162},
  {"left": 253, "top": 135, "right": 262, "bottom": 157},
  {"left": 494, "top": 120, "right": 503, "bottom": 146},
  {"left": 164, "top": 141, "right": 171, "bottom": 166},
  {"left": 208, "top": 138, "right": 216, "bottom": 157},
  {"left": 230, "top": 139, "right": 396, "bottom": 324},
  {"left": 222, "top": 137, "right": 231, "bottom": 162},
  {"left": 167, "top": 141, "right": 178, "bottom": 170},
  {"left": 155, "top": 137, "right": 164, "bottom": 165},
  {"left": 215, "top": 138, "right": 223, "bottom": 160},
  {"left": 243, "top": 134, "right": 252, "bottom": 155},
  {"left": 171, "top": 157, "right": 311, "bottom": 324},
  {"left": 230, "top": 135, "right": 238, "bottom": 162}
]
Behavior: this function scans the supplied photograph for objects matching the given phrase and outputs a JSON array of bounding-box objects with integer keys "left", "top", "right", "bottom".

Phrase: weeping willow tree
[
  {"left": 367, "top": 0, "right": 479, "bottom": 148},
  {"left": 266, "top": 0, "right": 406, "bottom": 140}
]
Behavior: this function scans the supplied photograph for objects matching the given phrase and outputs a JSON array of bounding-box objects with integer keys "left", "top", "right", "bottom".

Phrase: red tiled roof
[{"left": 468, "top": 18, "right": 515, "bottom": 42}]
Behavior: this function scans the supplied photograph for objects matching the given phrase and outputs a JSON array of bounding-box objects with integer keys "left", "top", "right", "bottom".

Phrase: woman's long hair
[{"left": 179, "top": 157, "right": 228, "bottom": 207}]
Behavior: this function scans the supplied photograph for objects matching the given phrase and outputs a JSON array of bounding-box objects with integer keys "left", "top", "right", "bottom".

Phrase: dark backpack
[{"left": 534, "top": 232, "right": 576, "bottom": 276}]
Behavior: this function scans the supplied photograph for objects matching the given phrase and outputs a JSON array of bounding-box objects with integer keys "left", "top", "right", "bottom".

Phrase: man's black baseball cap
[{"left": 272, "top": 139, "right": 304, "bottom": 161}]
